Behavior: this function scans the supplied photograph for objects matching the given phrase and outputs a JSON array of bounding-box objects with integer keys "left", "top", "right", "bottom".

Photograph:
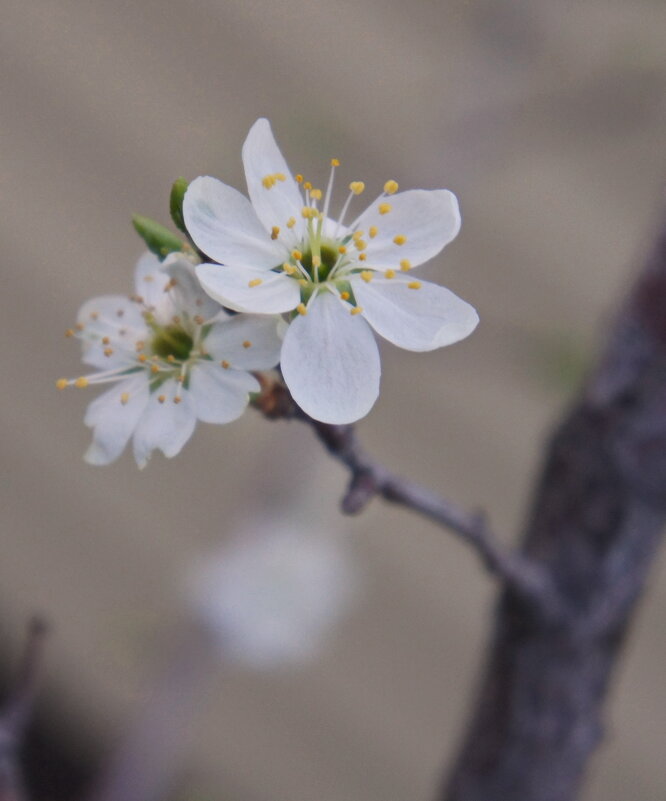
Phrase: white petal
[
  {"left": 131, "top": 380, "right": 197, "bottom": 468},
  {"left": 280, "top": 291, "right": 381, "bottom": 424},
  {"left": 133, "top": 251, "right": 172, "bottom": 309},
  {"left": 242, "top": 119, "right": 306, "bottom": 239},
  {"left": 183, "top": 176, "right": 285, "bottom": 268},
  {"left": 204, "top": 315, "right": 282, "bottom": 369},
  {"left": 197, "top": 263, "right": 300, "bottom": 314},
  {"left": 160, "top": 253, "right": 222, "bottom": 321},
  {"left": 77, "top": 295, "right": 147, "bottom": 368},
  {"left": 354, "top": 189, "right": 461, "bottom": 269},
  {"left": 189, "top": 362, "right": 259, "bottom": 424},
  {"left": 351, "top": 276, "right": 479, "bottom": 351},
  {"left": 83, "top": 374, "right": 150, "bottom": 465}
]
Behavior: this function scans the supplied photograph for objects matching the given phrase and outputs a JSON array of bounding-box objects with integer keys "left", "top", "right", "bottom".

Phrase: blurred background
[{"left": 2, "top": 0, "right": 666, "bottom": 799}]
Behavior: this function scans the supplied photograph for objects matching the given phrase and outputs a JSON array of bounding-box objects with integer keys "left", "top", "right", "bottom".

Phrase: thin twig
[{"left": 254, "top": 379, "right": 566, "bottom": 622}]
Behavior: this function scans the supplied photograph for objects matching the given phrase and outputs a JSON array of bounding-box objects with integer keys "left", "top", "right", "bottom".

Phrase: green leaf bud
[
  {"left": 132, "top": 215, "right": 185, "bottom": 260},
  {"left": 170, "top": 178, "right": 189, "bottom": 234}
]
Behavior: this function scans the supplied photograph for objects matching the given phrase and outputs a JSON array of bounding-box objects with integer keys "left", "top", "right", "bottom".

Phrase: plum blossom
[
  {"left": 184, "top": 118, "right": 479, "bottom": 424},
  {"left": 57, "top": 251, "right": 281, "bottom": 467}
]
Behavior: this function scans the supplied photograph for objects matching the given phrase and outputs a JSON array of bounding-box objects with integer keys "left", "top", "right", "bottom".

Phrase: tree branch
[
  {"left": 443, "top": 213, "right": 666, "bottom": 801},
  {"left": 254, "top": 380, "right": 566, "bottom": 624},
  {"left": 258, "top": 210, "right": 666, "bottom": 801}
]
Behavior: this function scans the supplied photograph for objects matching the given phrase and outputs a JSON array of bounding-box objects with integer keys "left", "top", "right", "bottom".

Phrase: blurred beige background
[{"left": 2, "top": 0, "right": 666, "bottom": 799}]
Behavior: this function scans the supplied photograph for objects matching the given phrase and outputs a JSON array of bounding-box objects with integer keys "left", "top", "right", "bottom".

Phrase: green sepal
[
  {"left": 132, "top": 215, "right": 185, "bottom": 260},
  {"left": 169, "top": 178, "right": 189, "bottom": 234}
]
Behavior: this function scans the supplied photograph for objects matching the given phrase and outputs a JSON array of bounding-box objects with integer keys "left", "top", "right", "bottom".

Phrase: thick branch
[{"left": 443, "top": 214, "right": 666, "bottom": 801}]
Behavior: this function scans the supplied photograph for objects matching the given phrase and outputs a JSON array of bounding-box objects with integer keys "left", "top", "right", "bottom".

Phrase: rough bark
[{"left": 443, "top": 217, "right": 666, "bottom": 801}]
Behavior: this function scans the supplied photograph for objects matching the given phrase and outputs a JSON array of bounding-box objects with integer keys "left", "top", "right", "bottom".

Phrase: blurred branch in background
[{"left": 0, "top": 618, "right": 48, "bottom": 801}]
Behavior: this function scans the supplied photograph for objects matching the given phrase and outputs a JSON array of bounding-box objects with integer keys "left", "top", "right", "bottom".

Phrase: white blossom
[
  {"left": 187, "top": 519, "right": 357, "bottom": 668},
  {"left": 58, "top": 251, "right": 282, "bottom": 467},
  {"left": 184, "top": 118, "right": 479, "bottom": 424}
]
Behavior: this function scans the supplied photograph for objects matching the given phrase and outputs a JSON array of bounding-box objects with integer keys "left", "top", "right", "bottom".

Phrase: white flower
[
  {"left": 187, "top": 517, "right": 358, "bottom": 668},
  {"left": 184, "top": 118, "right": 479, "bottom": 425},
  {"left": 58, "top": 251, "right": 282, "bottom": 467}
]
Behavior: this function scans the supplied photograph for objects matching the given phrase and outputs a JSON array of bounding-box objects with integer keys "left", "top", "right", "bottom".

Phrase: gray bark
[{"left": 443, "top": 217, "right": 666, "bottom": 801}]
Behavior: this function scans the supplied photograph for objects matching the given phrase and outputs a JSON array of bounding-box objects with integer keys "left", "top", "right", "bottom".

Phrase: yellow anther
[
  {"left": 74, "top": 377, "right": 88, "bottom": 388},
  {"left": 75, "top": 323, "right": 85, "bottom": 331},
  {"left": 262, "top": 174, "right": 276, "bottom": 189},
  {"left": 286, "top": 216, "right": 296, "bottom": 228},
  {"left": 90, "top": 311, "right": 99, "bottom": 320},
  {"left": 298, "top": 278, "right": 309, "bottom": 287},
  {"left": 331, "top": 158, "right": 340, "bottom": 167},
  {"left": 138, "top": 354, "right": 148, "bottom": 362},
  {"left": 359, "top": 253, "right": 367, "bottom": 261},
  {"left": 393, "top": 234, "right": 407, "bottom": 246},
  {"left": 292, "top": 250, "right": 302, "bottom": 261},
  {"left": 360, "top": 270, "right": 373, "bottom": 282},
  {"left": 242, "top": 340, "right": 252, "bottom": 349},
  {"left": 151, "top": 364, "right": 160, "bottom": 374},
  {"left": 167, "top": 354, "right": 176, "bottom": 363},
  {"left": 271, "top": 226, "right": 280, "bottom": 240},
  {"left": 164, "top": 278, "right": 177, "bottom": 291},
  {"left": 310, "top": 188, "right": 322, "bottom": 200},
  {"left": 408, "top": 281, "right": 422, "bottom": 290},
  {"left": 350, "top": 306, "right": 363, "bottom": 316},
  {"left": 384, "top": 180, "right": 399, "bottom": 195},
  {"left": 296, "top": 303, "right": 308, "bottom": 316},
  {"left": 221, "top": 360, "right": 230, "bottom": 369},
  {"left": 338, "top": 245, "right": 347, "bottom": 254},
  {"left": 303, "top": 181, "right": 312, "bottom": 191},
  {"left": 295, "top": 174, "right": 303, "bottom": 183},
  {"left": 355, "top": 239, "right": 367, "bottom": 251},
  {"left": 369, "top": 226, "right": 378, "bottom": 239},
  {"left": 158, "top": 394, "right": 166, "bottom": 403},
  {"left": 173, "top": 396, "right": 182, "bottom": 404},
  {"left": 103, "top": 348, "right": 114, "bottom": 357},
  {"left": 193, "top": 315, "right": 204, "bottom": 325},
  {"left": 379, "top": 202, "right": 392, "bottom": 215},
  {"left": 301, "top": 206, "right": 317, "bottom": 219},
  {"left": 248, "top": 278, "right": 263, "bottom": 288},
  {"left": 340, "top": 291, "right": 350, "bottom": 300},
  {"left": 120, "top": 392, "right": 130, "bottom": 405},
  {"left": 275, "top": 173, "right": 286, "bottom": 182},
  {"left": 56, "top": 378, "right": 68, "bottom": 390},
  {"left": 385, "top": 269, "right": 396, "bottom": 279},
  {"left": 312, "top": 255, "right": 321, "bottom": 268},
  {"left": 64, "top": 329, "right": 75, "bottom": 338},
  {"left": 400, "top": 259, "right": 412, "bottom": 271},
  {"left": 282, "top": 263, "right": 296, "bottom": 275},
  {"left": 352, "top": 230, "right": 364, "bottom": 240},
  {"left": 349, "top": 181, "right": 365, "bottom": 195},
  {"left": 102, "top": 336, "right": 110, "bottom": 345},
  {"left": 135, "top": 340, "right": 145, "bottom": 351}
]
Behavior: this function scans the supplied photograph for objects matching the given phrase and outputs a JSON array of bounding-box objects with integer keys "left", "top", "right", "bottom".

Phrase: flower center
[
  {"left": 300, "top": 242, "right": 340, "bottom": 282},
  {"left": 150, "top": 325, "right": 194, "bottom": 361}
]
